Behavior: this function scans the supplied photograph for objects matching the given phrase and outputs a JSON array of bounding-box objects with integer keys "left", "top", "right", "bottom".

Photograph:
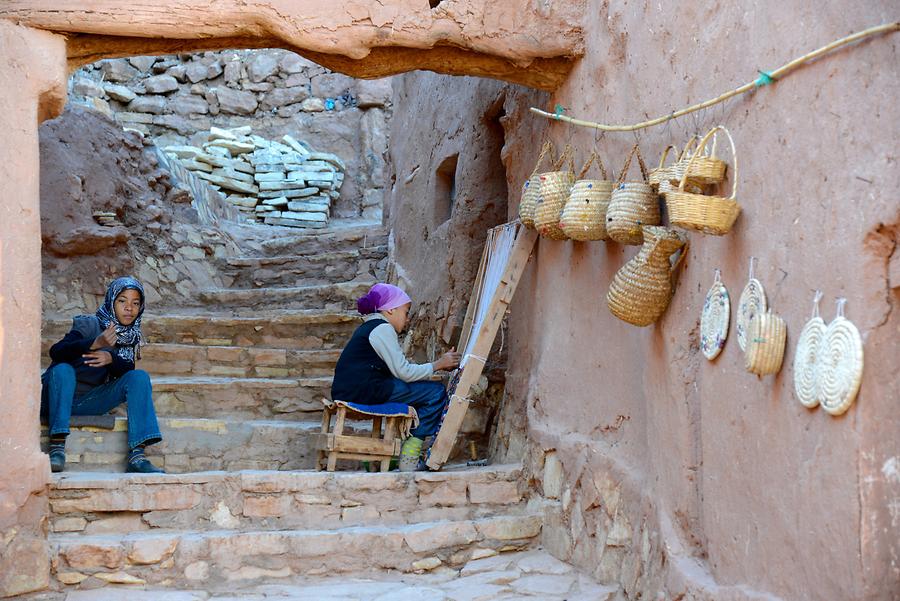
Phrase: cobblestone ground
[{"left": 22, "top": 550, "right": 619, "bottom": 600}]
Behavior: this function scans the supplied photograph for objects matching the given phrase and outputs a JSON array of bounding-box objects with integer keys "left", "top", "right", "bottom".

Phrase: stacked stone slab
[{"left": 164, "top": 126, "right": 345, "bottom": 228}]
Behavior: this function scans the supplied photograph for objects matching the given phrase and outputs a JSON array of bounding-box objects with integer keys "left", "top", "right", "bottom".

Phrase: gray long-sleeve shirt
[{"left": 364, "top": 314, "right": 434, "bottom": 382}]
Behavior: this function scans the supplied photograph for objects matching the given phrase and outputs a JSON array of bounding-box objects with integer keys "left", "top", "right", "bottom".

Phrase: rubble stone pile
[
  {"left": 67, "top": 49, "right": 391, "bottom": 220},
  {"left": 165, "top": 126, "right": 345, "bottom": 228}
]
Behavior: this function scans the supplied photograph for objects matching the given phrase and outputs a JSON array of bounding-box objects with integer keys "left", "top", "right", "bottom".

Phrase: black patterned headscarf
[{"left": 95, "top": 276, "right": 145, "bottom": 362}]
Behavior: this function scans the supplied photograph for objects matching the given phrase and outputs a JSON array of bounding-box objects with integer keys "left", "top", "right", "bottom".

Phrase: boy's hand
[
  {"left": 433, "top": 348, "right": 462, "bottom": 371},
  {"left": 82, "top": 350, "right": 113, "bottom": 367},
  {"left": 92, "top": 323, "right": 117, "bottom": 350}
]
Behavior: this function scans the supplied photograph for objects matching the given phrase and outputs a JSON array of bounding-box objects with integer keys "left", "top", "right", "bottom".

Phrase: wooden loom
[{"left": 426, "top": 221, "right": 538, "bottom": 470}]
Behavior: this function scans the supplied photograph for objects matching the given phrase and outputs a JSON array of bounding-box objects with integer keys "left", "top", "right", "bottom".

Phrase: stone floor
[{"left": 22, "top": 549, "right": 618, "bottom": 600}]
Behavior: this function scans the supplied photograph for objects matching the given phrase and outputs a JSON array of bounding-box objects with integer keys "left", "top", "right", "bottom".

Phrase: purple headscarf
[{"left": 357, "top": 283, "right": 412, "bottom": 315}]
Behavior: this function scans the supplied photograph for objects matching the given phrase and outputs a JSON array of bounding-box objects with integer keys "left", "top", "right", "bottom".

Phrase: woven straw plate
[
  {"left": 792, "top": 293, "right": 825, "bottom": 408},
  {"left": 700, "top": 270, "right": 730, "bottom": 360},
  {"left": 817, "top": 302, "right": 863, "bottom": 416},
  {"left": 736, "top": 258, "right": 767, "bottom": 352},
  {"left": 745, "top": 311, "right": 786, "bottom": 376}
]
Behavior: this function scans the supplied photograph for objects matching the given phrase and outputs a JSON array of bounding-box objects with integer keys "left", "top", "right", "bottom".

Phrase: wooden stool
[{"left": 316, "top": 399, "right": 416, "bottom": 472}]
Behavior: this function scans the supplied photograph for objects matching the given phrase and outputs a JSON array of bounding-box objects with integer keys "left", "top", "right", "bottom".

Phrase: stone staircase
[{"left": 39, "top": 220, "right": 545, "bottom": 592}]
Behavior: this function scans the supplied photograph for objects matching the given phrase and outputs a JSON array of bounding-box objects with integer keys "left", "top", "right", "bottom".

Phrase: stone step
[
  {"left": 197, "top": 281, "right": 372, "bottom": 311},
  {"left": 43, "top": 310, "right": 360, "bottom": 350},
  {"left": 260, "top": 221, "right": 387, "bottom": 257},
  {"left": 49, "top": 465, "right": 527, "bottom": 534},
  {"left": 221, "top": 246, "right": 388, "bottom": 288},
  {"left": 43, "top": 344, "right": 341, "bottom": 378},
  {"left": 152, "top": 375, "right": 331, "bottom": 418},
  {"left": 50, "top": 514, "right": 542, "bottom": 587},
  {"left": 41, "top": 416, "right": 330, "bottom": 473}
]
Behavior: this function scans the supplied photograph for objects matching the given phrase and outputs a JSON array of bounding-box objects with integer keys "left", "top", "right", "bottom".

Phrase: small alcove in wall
[{"left": 433, "top": 153, "right": 459, "bottom": 227}]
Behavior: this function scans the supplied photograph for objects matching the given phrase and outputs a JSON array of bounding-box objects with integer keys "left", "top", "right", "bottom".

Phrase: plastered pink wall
[
  {"left": 0, "top": 21, "right": 67, "bottom": 597},
  {"left": 389, "top": 2, "right": 899, "bottom": 599}
]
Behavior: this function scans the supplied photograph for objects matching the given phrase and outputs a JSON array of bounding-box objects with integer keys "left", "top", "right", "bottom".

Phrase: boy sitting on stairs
[
  {"left": 331, "top": 283, "right": 460, "bottom": 471},
  {"left": 41, "top": 276, "right": 164, "bottom": 474}
]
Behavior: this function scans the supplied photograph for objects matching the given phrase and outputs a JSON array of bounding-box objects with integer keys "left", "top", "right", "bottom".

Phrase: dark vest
[{"left": 331, "top": 318, "right": 395, "bottom": 405}]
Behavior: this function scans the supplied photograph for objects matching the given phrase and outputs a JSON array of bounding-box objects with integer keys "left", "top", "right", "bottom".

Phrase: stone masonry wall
[
  {"left": 386, "top": 2, "right": 900, "bottom": 600},
  {"left": 70, "top": 49, "right": 392, "bottom": 220}
]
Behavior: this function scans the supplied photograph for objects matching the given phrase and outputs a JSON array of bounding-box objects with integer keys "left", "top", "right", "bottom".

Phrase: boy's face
[
  {"left": 383, "top": 302, "right": 411, "bottom": 334},
  {"left": 114, "top": 289, "right": 142, "bottom": 326}
]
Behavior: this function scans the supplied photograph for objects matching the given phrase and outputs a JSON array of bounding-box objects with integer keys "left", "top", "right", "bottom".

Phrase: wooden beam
[{"left": 426, "top": 223, "right": 537, "bottom": 469}]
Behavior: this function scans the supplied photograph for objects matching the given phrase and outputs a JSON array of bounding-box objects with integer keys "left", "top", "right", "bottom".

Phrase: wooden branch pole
[{"left": 426, "top": 224, "right": 538, "bottom": 470}]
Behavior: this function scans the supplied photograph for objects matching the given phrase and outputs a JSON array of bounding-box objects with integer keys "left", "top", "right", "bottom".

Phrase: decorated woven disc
[
  {"left": 818, "top": 316, "right": 864, "bottom": 416},
  {"left": 700, "top": 277, "right": 730, "bottom": 360},
  {"left": 737, "top": 278, "right": 767, "bottom": 352},
  {"left": 793, "top": 316, "right": 826, "bottom": 408}
]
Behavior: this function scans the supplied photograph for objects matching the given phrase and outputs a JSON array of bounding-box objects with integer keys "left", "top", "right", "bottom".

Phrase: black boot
[
  {"left": 126, "top": 448, "right": 165, "bottom": 474},
  {"left": 49, "top": 439, "right": 66, "bottom": 473}
]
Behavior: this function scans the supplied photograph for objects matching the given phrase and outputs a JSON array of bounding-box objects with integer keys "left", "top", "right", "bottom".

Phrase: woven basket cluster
[
  {"left": 607, "top": 144, "right": 660, "bottom": 245},
  {"left": 519, "top": 141, "right": 554, "bottom": 228},
  {"left": 560, "top": 152, "right": 614, "bottom": 241},
  {"left": 607, "top": 225, "right": 687, "bottom": 326},
  {"left": 534, "top": 146, "right": 576, "bottom": 240},
  {"left": 745, "top": 310, "right": 787, "bottom": 376},
  {"left": 665, "top": 126, "right": 740, "bottom": 235}
]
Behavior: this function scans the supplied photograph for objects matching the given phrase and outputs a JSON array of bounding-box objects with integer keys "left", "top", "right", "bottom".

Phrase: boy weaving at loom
[{"left": 331, "top": 283, "right": 461, "bottom": 471}]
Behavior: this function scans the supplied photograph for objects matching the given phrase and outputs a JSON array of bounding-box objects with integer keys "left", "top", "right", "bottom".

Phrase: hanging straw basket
[
  {"left": 675, "top": 128, "right": 727, "bottom": 186},
  {"left": 648, "top": 145, "right": 678, "bottom": 192},
  {"left": 519, "top": 141, "right": 554, "bottom": 228},
  {"left": 606, "top": 226, "right": 687, "bottom": 327},
  {"left": 666, "top": 126, "right": 741, "bottom": 235},
  {"left": 607, "top": 144, "right": 660, "bottom": 245},
  {"left": 745, "top": 311, "right": 787, "bottom": 376},
  {"left": 559, "top": 151, "right": 615, "bottom": 241},
  {"left": 534, "top": 145, "right": 576, "bottom": 240},
  {"left": 668, "top": 136, "right": 699, "bottom": 185}
]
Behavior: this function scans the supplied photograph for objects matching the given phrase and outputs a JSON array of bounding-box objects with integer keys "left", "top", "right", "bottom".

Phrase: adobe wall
[
  {"left": 386, "top": 2, "right": 899, "bottom": 600},
  {"left": 0, "top": 21, "right": 67, "bottom": 598}
]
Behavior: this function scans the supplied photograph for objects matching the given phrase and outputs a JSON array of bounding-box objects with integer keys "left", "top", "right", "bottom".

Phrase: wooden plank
[
  {"left": 426, "top": 223, "right": 537, "bottom": 469},
  {"left": 317, "top": 433, "right": 400, "bottom": 456}
]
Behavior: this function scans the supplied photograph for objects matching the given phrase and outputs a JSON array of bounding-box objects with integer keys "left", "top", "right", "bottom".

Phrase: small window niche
[
  {"left": 429, "top": 0, "right": 444, "bottom": 8},
  {"left": 434, "top": 153, "right": 458, "bottom": 227}
]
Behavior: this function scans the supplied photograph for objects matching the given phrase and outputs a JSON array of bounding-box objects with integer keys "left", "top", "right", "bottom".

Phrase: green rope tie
[
  {"left": 554, "top": 103, "right": 566, "bottom": 118},
  {"left": 754, "top": 70, "right": 775, "bottom": 87}
]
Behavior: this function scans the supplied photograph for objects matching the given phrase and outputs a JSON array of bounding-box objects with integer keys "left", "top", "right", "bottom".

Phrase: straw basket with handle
[
  {"left": 745, "top": 310, "right": 787, "bottom": 376},
  {"left": 668, "top": 135, "right": 699, "bottom": 187},
  {"left": 607, "top": 144, "right": 660, "bottom": 245},
  {"left": 648, "top": 145, "right": 678, "bottom": 193},
  {"left": 534, "top": 145, "right": 576, "bottom": 240},
  {"left": 518, "top": 141, "right": 555, "bottom": 228},
  {"left": 675, "top": 128, "right": 727, "bottom": 187},
  {"left": 666, "top": 126, "right": 741, "bottom": 235},
  {"left": 606, "top": 225, "right": 688, "bottom": 326},
  {"left": 559, "top": 151, "right": 615, "bottom": 241}
]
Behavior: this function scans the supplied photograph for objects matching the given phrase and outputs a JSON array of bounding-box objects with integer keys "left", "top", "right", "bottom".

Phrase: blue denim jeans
[
  {"left": 42, "top": 363, "right": 162, "bottom": 449},
  {"left": 387, "top": 379, "right": 449, "bottom": 438}
]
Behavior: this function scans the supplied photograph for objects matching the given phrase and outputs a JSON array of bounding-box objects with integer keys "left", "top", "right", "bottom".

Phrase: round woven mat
[
  {"left": 737, "top": 278, "right": 767, "bottom": 352},
  {"left": 818, "top": 316, "right": 864, "bottom": 416},
  {"left": 793, "top": 316, "right": 826, "bottom": 408},
  {"left": 700, "top": 279, "right": 730, "bottom": 360}
]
